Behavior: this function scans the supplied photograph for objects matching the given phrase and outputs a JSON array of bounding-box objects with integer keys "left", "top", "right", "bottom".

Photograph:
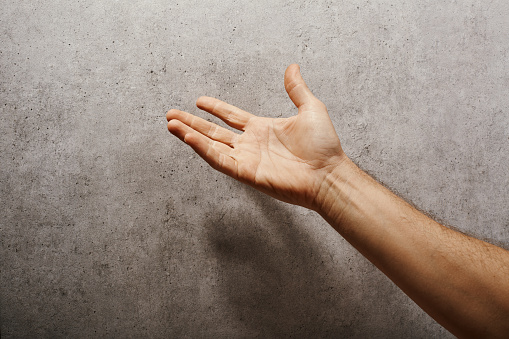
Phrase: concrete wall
[{"left": 2, "top": 0, "right": 508, "bottom": 337}]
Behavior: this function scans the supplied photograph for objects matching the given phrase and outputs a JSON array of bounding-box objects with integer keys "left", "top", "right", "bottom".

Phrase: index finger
[{"left": 196, "top": 96, "right": 255, "bottom": 131}]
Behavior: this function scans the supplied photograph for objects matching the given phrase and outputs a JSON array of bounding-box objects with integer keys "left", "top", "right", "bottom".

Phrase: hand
[{"left": 166, "top": 64, "right": 346, "bottom": 210}]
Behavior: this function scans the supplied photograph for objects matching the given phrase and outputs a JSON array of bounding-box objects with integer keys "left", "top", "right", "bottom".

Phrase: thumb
[{"left": 284, "top": 64, "right": 319, "bottom": 109}]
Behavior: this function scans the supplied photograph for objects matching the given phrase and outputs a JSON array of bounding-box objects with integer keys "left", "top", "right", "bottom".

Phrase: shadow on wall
[
  {"left": 204, "top": 187, "right": 449, "bottom": 338},
  {"left": 203, "top": 186, "right": 429, "bottom": 338}
]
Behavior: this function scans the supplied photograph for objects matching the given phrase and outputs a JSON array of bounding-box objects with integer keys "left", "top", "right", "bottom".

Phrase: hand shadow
[{"left": 204, "top": 184, "right": 444, "bottom": 338}]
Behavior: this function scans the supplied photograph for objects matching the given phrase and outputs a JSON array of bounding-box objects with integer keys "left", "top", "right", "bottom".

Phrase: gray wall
[{"left": 1, "top": 0, "right": 508, "bottom": 337}]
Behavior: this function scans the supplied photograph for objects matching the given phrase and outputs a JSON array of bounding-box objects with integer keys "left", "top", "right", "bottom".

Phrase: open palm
[{"left": 166, "top": 64, "right": 345, "bottom": 209}]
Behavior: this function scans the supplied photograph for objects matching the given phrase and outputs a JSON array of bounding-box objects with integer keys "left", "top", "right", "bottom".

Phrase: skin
[{"left": 166, "top": 64, "right": 509, "bottom": 338}]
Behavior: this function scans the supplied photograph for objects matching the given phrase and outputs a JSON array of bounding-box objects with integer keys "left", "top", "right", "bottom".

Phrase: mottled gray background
[{"left": 1, "top": 0, "right": 508, "bottom": 338}]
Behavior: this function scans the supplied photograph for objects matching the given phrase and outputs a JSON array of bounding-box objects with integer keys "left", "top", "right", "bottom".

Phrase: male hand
[
  {"left": 167, "top": 64, "right": 509, "bottom": 338},
  {"left": 166, "top": 64, "right": 346, "bottom": 210}
]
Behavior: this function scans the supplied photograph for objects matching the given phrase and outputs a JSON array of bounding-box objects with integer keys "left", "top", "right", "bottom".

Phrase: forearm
[{"left": 315, "top": 157, "right": 509, "bottom": 338}]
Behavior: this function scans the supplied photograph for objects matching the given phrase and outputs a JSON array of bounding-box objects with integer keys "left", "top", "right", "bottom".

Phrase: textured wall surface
[{"left": 1, "top": 0, "right": 508, "bottom": 337}]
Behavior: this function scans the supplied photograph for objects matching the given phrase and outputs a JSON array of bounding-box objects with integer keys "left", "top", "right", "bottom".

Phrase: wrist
[{"left": 312, "top": 155, "right": 361, "bottom": 223}]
